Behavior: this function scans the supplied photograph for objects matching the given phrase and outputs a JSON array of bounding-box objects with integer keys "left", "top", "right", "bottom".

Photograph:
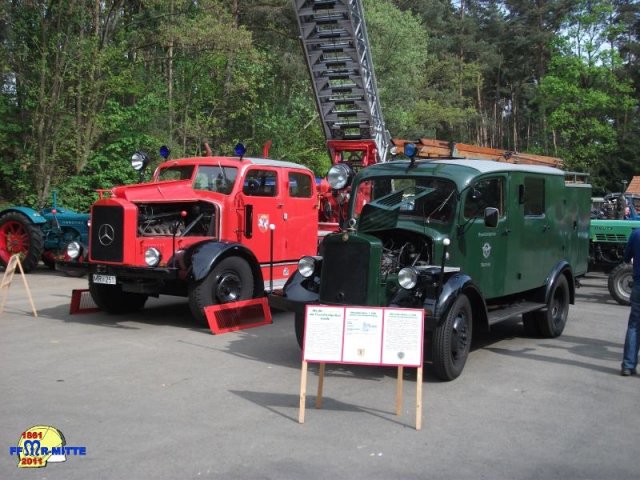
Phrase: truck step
[{"left": 486, "top": 301, "right": 546, "bottom": 326}]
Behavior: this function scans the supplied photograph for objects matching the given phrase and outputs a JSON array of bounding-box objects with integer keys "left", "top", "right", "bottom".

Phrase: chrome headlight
[
  {"left": 398, "top": 267, "right": 418, "bottom": 290},
  {"left": 131, "top": 151, "right": 149, "bottom": 171},
  {"left": 327, "top": 164, "right": 353, "bottom": 190},
  {"left": 144, "top": 247, "right": 161, "bottom": 267},
  {"left": 66, "top": 241, "right": 82, "bottom": 259},
  {"left": 298, "top": 256, "right": 317, "bottom": 278}
]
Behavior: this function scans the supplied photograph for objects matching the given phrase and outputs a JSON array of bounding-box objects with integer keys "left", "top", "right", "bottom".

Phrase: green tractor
[
  {"left": 0, "top": 192, "right": 90, "bottom": 273},
  {"left": 589, "top": 193, "right": 639, "bottom": 305}
]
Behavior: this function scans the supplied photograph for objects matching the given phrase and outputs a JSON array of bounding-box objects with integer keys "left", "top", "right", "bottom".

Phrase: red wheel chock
[
  {"left": 69, "top": 289, "right": 100, "bottom": 314},
  {"left": 204, "top": 297, "right": 272, "bottom": 335}
]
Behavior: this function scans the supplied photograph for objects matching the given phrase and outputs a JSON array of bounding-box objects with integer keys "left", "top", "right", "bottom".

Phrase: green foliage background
[{"left": 0, "top": 0, "right": 638, "bottom": 210}]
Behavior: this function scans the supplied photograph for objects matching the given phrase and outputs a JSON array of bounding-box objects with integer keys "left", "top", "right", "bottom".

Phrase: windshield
[
  {"left": 157, "top": 165, "right": 195, "bottom": 182},
  {"left": 193, "top": 165, "right": 238, "bottom": 194},
  {"left": 353, "top": 176, "right": 457, "bottom": 224}
]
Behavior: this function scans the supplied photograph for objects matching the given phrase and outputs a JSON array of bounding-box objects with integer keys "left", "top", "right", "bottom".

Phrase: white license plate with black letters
[{"left": 92, "top": 274, "right": 116, "bottom": 285}]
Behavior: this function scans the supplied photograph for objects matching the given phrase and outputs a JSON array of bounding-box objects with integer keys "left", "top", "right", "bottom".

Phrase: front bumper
[
  {"left": 90, "top": 263, "right": 181, "bottom": 280},
  {"left": 90, "top": 264, "right": 184, "bottom": 295}
]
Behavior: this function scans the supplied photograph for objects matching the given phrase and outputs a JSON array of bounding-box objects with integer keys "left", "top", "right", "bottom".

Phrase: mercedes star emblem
[{"left": 98, "top": 224, "right": 115, "bottom": 246}]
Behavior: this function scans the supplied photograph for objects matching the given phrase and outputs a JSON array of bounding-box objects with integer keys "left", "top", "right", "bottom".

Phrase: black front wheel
[
  {"left": 432, "top": 293, "right": 473, "bottom": 381},
  {"left": 608, "top": 263, "right": 632, "bottom": 306},
  {"left": 188, "top": 256, "right": 254, "bottom": 327}
]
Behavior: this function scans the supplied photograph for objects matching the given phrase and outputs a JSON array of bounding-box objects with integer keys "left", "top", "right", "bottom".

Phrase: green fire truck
[{"left": 276, "top": 147, "right": 591, "bottom": 380}]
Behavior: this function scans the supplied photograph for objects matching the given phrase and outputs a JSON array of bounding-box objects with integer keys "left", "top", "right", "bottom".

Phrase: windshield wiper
[
  {"left": 217, "top": 161, "right": 230, "bottom": 189},
  {"left": 425, "top": 190, "right": 455, "bottom": 223}
]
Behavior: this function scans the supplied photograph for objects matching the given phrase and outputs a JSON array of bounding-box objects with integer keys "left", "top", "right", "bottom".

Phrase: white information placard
[
  {"left": 342, "top": 307, "right": 384, "bottom": 364},
  {"left": 302, "top": 305, "right": 345, "bottom": 362},
  {"left": 381, "top": 308, "right": 424, "bottom": 367},
  {"left": 302, "top": 305, "right": 424, "bottom": 367}
]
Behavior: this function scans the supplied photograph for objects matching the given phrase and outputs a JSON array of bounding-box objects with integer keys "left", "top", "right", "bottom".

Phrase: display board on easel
[
  {"left": 0, "top": 254, "right": 37, "bottom": 317},
  {"left": 298, "top": 305, "right": 424, "bottom": 429}
]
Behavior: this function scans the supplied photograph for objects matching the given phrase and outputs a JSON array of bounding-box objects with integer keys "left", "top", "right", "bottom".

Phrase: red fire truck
[{"left": 63, "top": 146, "right": 325, "bottom": 325}]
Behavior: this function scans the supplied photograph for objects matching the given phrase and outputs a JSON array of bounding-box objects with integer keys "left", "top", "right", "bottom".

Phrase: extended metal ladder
[{"left": 293, "top": 0, "right": 390, "bottom": 162}]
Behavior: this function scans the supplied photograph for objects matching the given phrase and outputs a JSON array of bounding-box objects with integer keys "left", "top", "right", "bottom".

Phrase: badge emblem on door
[
  {"left": 482, "top": 242, "right": 492, "bottom": 259},
  {"left": 258, "top": 214, "right": 269, "bottom": 233}
]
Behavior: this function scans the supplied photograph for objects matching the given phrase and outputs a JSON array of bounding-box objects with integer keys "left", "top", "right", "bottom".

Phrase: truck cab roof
[
  {"left": 154, "top": 156, "right": 312, "bottom": 176},
  {"left": 356, "top": 158, "right": 566, "bottom": 191}
]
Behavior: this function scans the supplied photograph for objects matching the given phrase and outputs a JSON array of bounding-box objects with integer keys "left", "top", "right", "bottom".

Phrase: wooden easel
[
  {"left": 0, "top": 254, "right": 37, "bottom": 317},
  {"left": 299, "top": 361, "right": 424, "bottom": 430}
]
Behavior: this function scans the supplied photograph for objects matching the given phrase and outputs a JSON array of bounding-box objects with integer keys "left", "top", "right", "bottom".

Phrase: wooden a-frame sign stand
[
  {"left": 0, "top": 254, "right": 37, "bottom": 317},
  {"left": 298, "top": 306, "right": 425, "bottom": 430},
  {"left": 299, "top": 361, "right": 423, "bottom": 430}
]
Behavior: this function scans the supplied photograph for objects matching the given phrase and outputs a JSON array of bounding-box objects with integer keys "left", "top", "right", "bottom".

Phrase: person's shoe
[{"left": 621, "top": 368, "right": 637, "bottom": 376}]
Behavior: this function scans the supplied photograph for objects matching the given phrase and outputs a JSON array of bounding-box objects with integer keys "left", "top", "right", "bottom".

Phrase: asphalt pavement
[{"left": 0, "top": 267, "right": 638, "bottom": 480}]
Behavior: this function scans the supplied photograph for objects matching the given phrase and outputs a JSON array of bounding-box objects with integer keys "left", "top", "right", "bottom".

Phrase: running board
[{"left": 487, "top": 301, "right": 546, "bottom": 326}]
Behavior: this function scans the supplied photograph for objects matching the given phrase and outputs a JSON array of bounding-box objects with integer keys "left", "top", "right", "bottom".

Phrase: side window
[
  {"left": 464, "top": 177, "right": 504, "bottom": 219},
  {"left": 524, "top": 177, "right": 545, "bottom": 216},
  {"left": 243, "top": 169, "right": 278, "bottom": 197},
  {"left": 289, "top": 172, "right": 313, "bottom": 198}
]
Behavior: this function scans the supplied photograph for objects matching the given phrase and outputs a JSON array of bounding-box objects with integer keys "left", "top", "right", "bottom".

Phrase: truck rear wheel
[
  {"left": 608, "top": 263, "right": 632, "bottom": 306},
  {"left": 0, "top": 211, "right": 44, "bottom": 273},
  {"left": 432, "top": 293, "right": 472, "bottom": 381},
  {"left": 523, "top": 274, "right": 569, "bottom": 338},
  {"left": 188, "top": 256, "right": 254, "bottom": 327},
  {"left": 89, "top": 280, "right": 148, "bottom": 313}
]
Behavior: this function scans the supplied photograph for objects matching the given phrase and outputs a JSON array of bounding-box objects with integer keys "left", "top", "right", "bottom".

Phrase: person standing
[{"left": 621, "top": 228, "right": 640, "bottom": 376}]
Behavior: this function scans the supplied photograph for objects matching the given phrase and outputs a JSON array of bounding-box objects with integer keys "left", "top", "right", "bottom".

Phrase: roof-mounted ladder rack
[{"left": 293, "top": 0, "right": 390, "bottom": 161}]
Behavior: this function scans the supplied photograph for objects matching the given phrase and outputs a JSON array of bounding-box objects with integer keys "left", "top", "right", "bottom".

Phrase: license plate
[{"left": 93, "top": 274, "right": 116, "bottom": 285}]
